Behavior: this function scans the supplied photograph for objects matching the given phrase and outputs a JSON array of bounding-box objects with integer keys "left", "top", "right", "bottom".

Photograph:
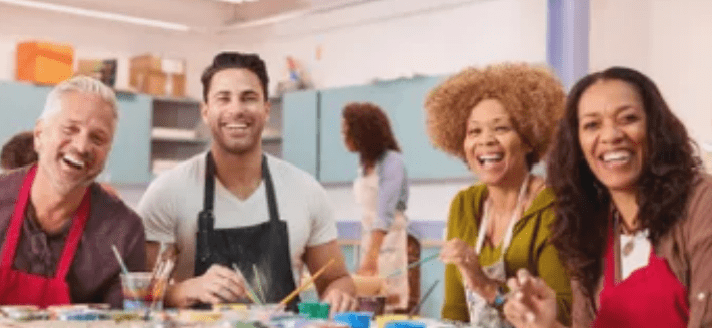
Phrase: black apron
[{"left": 194, "top": 152, "right": 300, "bottom": 311}]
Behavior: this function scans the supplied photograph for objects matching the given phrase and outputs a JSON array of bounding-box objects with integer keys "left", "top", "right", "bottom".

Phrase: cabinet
[
  {"left": 150, "top": 96, "right": 284, "bottom": 175},
  {"left": 150, "top": 97, "right": 209, "bottom": 175},
  {"left": 282, "top": 76, "right": 471, "bottom": 183},
  {"left": 263, "top": 97, "right": 284, "bottom": 158}
]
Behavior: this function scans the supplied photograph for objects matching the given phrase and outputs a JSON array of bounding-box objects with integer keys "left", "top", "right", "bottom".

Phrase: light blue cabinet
[
  {"left": 283, "top": 90, "right": 320, "bottom": 178},
  {"left": 283, "top": 76, "right": 470, "bottom": 183},
  {"left": 0, "top": 81, "right": 151, "bottom": 184}
]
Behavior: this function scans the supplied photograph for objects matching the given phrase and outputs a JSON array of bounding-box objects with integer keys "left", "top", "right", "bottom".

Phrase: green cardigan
[{"left": 441, "top": 183, "right": 572, "bottom": 325}]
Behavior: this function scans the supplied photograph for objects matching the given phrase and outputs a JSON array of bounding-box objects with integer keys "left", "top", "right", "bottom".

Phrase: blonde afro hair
[{"left": 425, "top": 62, "right": 565, "bottom": 166}]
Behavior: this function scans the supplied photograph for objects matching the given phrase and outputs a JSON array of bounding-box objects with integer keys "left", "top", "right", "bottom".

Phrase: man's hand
[
  {"left": 322, "top": 287, "right": 358, "bottom": 315},
  {"left": 167, "top": 264, "right": 247, "bottom": 308}
]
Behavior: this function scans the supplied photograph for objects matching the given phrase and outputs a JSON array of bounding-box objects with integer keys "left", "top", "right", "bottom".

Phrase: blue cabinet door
[
  {"left": 319, "top": 76, "right": 470, "bottom": 183},
  {"left": 106, "top": 92, "right": 152, "bottom": 184},
  {"left": 0, "top": 81, "right": 151, "bottom": 184},
  {"left": 282, "top": 90, "right": 320, "bottom": 178}
]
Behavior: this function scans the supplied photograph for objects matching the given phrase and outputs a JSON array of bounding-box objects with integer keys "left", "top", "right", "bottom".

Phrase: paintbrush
[
  {"left": 384, "top": 253, "right": 439, "bottom": 279},
  {"left": 279, "top": 258, "right": 336, "bottom": 306},
  {"left": 233, "top": 264, "right": 262, "bottom": 305},
  {"left": 409, "top": 279, "right": 440, "bottom": 316},
  {"left": 111, "top": 245, "right": 141, "bottom": 302},
  {"left": 252, "top": 264, "right": 266, "bottom": 304}
]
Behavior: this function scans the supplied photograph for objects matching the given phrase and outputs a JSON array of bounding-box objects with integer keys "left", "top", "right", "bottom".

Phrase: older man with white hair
[{"left": 0, "top": 76, "right": 145, "bottom": 308}]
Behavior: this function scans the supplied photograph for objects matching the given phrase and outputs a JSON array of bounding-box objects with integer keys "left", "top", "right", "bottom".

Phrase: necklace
[
  {"left": 621, "top": 235, "right": 635, "bottom": 257},
  {"left": 614, "top": 209, "right": 639, "bottom": 257}
]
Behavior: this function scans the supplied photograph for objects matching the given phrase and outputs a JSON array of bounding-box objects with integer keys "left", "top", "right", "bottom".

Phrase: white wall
[
  {"left": 0, "top": 5, "right": 217, "bottom": 98},
  {"left": 218, "top": 0, "right": 548, "bottom": 92},
  {"left": 2, "top": 0, "right": 549, "bottom": 227},
  {"left": 590, "top": 0, "right": 712, "bottom": 148},
  {"left": 213, "top": 0, "right": 548, "bottom": 224}
]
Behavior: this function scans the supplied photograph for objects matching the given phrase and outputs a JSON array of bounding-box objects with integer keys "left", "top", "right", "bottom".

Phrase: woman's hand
[
  {"left": 503, "top": 269, "right": 561, "bottom": 328},
  {"left": 440, "top": 238, "right": 489, "bottom": 289}
]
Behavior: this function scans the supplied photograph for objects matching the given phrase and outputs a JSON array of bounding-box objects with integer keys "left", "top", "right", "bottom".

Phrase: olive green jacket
[{"left": 441, "top": 183, "right": 572, "bottom": 325}]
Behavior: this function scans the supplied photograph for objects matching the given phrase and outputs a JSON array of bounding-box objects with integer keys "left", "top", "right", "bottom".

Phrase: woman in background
[
  {"left": 341, "top": 102, "right": 420, "bottom": 314},
  {"left": 425, "top": 63, "right": 571, "bottom": 326},
  {"left": 504, "top": 67, "right": 712, "bottom": 328}
]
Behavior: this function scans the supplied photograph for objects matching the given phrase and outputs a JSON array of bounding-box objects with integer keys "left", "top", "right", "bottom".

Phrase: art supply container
[
  {"left": 333, "top": 312, "right": 373, "bottom": 328},
  {"left": 357, "top": 296, "right": 386, "bottom": 316},
  {"left": 120, "top": 272, "right": 165, "bottom": 311},
  {"left": 298, "top": 302, "right": 331, "bottom": 319}
]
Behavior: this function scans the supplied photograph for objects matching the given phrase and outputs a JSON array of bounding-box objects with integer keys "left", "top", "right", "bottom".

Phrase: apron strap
[
  {"left": 54, "top": 190, "right": 91, "bottom": 279},
  {"left": 475, "top": 174, "right": 530, "bottom": 255},
  {"left": 0, "top": 165, "right": 37, "bottom": 267},
  {"left": 261, "top": 155, "right": 280, "bottom": 224},
  {"left": 203, "top": 152, "right": 216, "bottom": 213}
]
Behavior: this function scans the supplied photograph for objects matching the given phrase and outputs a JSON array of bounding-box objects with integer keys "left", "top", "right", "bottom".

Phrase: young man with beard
[
  {"left": 0, "top": 76, "right": 145, "bottom": 308},
  {"left": 138, "top": 52, "right": 357, "bottom": 311}
]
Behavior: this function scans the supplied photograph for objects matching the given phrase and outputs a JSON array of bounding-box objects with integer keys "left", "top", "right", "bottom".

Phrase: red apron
[
  {"left": 593, "top": 226, "right": 689, "bottom": 327},
  {"left": 0, "top": 165, "right": 91, "bottom": 307}
]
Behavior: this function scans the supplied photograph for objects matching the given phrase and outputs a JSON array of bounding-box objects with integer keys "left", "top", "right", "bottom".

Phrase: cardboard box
[
  {"left": 76, "top": 59, "right": 117, "bottom": 87},
  {"left": 130, "top": 54, "right": 162, "bottom": 72},
  {"left": 16, "top": 41, "right": 74, "bottom": 85},
  {"left": 129, "top": 54, "right": 186, "bottom": 96},
  {"left": 168, "top": 73, "right": 186, "bottom": 97},
  {"left": 130, "top": 70, "right": 166, "bottom": 96}
]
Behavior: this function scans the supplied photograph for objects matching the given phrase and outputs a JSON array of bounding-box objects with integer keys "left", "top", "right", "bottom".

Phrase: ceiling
[{"left": 0, "top": 0, "right": 381, "bottom": 32}]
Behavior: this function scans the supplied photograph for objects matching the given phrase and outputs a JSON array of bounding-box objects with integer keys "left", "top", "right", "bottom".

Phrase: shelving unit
[
  {"left": 263, "top": 97, "right": 283, "bottom": 157},
  {"left": 150, "top": 96, "right": 284, "bottom": 176},
  {"left": 150, "top": 97, "right": 208, "bottom": 175}
]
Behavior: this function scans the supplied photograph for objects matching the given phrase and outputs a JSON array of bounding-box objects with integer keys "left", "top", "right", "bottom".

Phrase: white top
[
  {"left": 620, "top": 229, "right": 651, "bottom": 280},
  {"left": 137, "top": 153, "right": 338, "bottom": 283}
]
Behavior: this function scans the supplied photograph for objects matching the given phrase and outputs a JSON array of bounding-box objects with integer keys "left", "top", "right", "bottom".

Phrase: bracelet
[{"left": 491, "top": 286, "right": 507, "bottom": 308}]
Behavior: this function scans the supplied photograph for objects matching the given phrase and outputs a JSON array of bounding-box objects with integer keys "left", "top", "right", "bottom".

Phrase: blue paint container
[
  {"left": 333, "top": 312, "right": 373, "bottom": 328},
  {"left": 383, "top": 320, "right": 426, "bottom": 328}
]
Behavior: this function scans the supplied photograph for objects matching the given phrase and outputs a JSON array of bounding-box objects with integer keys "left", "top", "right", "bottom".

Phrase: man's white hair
[{"left": 39, "top": 76, "right": 118, "bottom": 123}]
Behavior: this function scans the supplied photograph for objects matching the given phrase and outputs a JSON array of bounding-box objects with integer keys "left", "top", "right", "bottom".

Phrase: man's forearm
[{"left": 322, "top": 274, "right": 357, "bottom": 298}]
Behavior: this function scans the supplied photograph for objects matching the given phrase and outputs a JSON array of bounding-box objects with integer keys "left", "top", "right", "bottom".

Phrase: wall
[
  {"left": 0, "top": 5, "right": 217, "bottom": 99},
  {"left": 218, "top": 0, "right": 548, "bottom": 92},
  {"left": 590, "top": 0, "right": 712, "bottom": 147},
  {"left": 212, "top": 0, "right": 548, "bottom": 228}
]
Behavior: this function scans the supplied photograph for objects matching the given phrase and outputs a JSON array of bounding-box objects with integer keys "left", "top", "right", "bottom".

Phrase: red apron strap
[
  {"left": 54, "top": 190, "right": 91, "bottom": 280},
  {"left": 0, "top": 166, "right": 37, "bottom": 268}
]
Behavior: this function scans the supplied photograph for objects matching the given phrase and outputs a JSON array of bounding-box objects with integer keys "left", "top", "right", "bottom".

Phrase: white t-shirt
[{"left": 137, "top": 153, "right": 338, "bottom": 283}]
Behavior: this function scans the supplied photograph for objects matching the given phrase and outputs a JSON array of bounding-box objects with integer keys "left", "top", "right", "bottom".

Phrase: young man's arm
[{"left": 303, "top": 240, "right": 357, "bottom": 313}]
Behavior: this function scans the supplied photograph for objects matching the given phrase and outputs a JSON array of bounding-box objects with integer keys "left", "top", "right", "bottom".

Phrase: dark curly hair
[
  {"left": 1, "top": 131, "right": 37, "bottom": 170},
  {"left": 201, "top": 52, "right": 269, "bottom": 102},
  {"left": 342, "top": 102, "right": 401, "bottom": 171},
  {"left": 547, "top": 67, "right": 702, "bottom": 297}
]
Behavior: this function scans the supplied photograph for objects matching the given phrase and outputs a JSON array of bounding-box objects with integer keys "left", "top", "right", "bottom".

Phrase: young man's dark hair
[
  {"left": 1, "top": 131, "right": 37, "bottom": 170},
  {"left": 200, "top": 52, "right": 270, "bottom": 102}
]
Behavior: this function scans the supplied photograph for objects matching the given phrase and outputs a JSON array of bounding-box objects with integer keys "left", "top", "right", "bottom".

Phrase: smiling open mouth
[
  {"left": 62, "top": 154, "right": 85, "bottom": 170},
  {"left": 600, "top": 150, "right": 632, "bottom": 163},
  {"left": 477, "top": 153, "right": 504, "bottom": 165}
]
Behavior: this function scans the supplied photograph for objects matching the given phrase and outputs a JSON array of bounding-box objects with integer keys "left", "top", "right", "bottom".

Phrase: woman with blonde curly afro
[{"left": 425, "top": 63, "right": 571, "bottom": 326}]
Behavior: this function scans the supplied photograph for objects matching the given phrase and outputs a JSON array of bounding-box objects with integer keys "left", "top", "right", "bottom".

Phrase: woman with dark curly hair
[
  {"left": 425, "top": 63, "right": 571, "bottom": 326},
  {"left": 504, "top": 67, "right": 712, "bottom": 328},
  {"left": 341, "top": 102, "right": 420, "bottom": 313}
]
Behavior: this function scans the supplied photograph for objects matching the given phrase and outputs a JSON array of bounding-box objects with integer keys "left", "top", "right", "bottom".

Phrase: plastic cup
[
  {"left": 357, "top": 296, "right": 386, "bottom": 316},
  {"left": 120, "top": 272, "right": 165, "bottom": 311},
  {"left": 298, "top": 302, "right": 331, "bottom": 319},
  {"left": 333, "top": 312, "right": 373, "bottom": 328}
]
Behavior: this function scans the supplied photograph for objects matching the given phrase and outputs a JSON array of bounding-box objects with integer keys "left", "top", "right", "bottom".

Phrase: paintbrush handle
[
  {"left": 409, "top": 279, "right": 440, "bottom": 316},
  {"left": 280, "top": 258, "right": 335, "bottom": 306},
  {"left": 386, "top": 253, "right": 439, "bottom": 278}
]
